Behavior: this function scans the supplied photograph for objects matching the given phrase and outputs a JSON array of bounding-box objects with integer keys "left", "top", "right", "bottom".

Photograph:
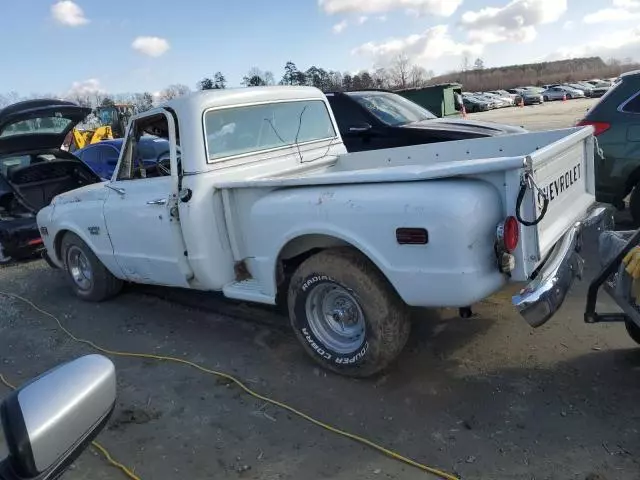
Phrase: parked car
[
  {"left": 462, "top": 95, "right": 491, "bottom": 112},
  {"left": 567, "top": 83, "right": 595, "bottom": 97},
  {"left": 38, "top": 86, "right": 608, "bottom": 377},
  {"left": 477, "top": 92, "right": 514, "bottom": 107},
  {"left": 0, "top": 99, "right": 102, "bottom": 263},
  {"left": 325, "top": 90, "right": 525, "bottom": 153},
  {"left": 488, "top": 89, "right": 518, "bottom": 101},
  {"left": 591, "top": 85, "right": 611, "bottom": 98},
  {"left": 0, "top": 355, "right": 116, "bottom": 480},
  {"left": 507, "top": 88, "right": 544, "bottom": 105},
  {"left": 576, "top": 70, "right": 640, "bottom": 221},
  {"left": 542, "top": 86, "right": 585, "bottom": 101},
  {"left": 75, "top": 136, "right": 171, "bottom": 179}
]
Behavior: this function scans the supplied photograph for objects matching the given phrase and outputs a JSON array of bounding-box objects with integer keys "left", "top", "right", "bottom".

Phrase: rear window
[
  {"left": 0, "top": 117, "right": 72, "bottom": 138},
  {"left": 622, "top": 92, "right": 640, "bottom": 113},
  {"left": 204, "top": 99, "right": 336, "bottom": 162}
]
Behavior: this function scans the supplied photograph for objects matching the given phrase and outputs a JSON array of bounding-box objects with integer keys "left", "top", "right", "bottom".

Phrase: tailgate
[{"left": 521, "top": 127, "right": 596, "bottom": 272}]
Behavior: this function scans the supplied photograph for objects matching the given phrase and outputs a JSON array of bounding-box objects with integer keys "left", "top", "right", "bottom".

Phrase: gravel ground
[
  {"left": 469, "top": 97, "right": 598, "bottom": 131},
  {"left": 1, "top": 98, "right": 639, "bottom": 480}
]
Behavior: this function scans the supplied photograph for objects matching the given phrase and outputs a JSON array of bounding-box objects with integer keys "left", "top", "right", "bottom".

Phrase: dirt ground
[{"left": 2, "top": 99, "right": 640, "bottom": 480}]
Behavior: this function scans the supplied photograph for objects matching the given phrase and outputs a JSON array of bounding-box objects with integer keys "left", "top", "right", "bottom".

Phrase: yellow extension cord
[{"left": 0, "top": 291, "right": 460, "bottom": 480}]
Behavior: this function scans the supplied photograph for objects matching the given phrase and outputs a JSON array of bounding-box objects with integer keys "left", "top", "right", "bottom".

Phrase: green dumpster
[{"left": 395, "top": 83, "right": 463, "bottom": 118}]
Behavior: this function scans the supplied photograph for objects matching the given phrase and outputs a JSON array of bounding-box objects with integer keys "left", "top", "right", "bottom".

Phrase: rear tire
[
  {"left": 287, "top": 248, "right": 411, "bottom": 378},
  {"left": 625, "top": 320, "right": 640, "bottom": 345},
  {"left": 61, "top": 232, "right": 123, "bottom": 302}
]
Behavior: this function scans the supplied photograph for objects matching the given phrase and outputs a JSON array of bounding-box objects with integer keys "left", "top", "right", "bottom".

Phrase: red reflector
[
  {"left": 576, "top": 120, "right": 610, "bottom": 136},
  {"left": 28, "top": 238, "right": 43, "bottom": 246},
  {"left": 503, "top": 217, "right": 519, "bottom": 252},
  {"left": 396, "top": 228, "right": 428, "bottom": 245}
]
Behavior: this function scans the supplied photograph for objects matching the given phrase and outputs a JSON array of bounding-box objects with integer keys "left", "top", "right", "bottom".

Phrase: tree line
[{"left": 1, "top": 55, "right": 638, "bottom": 113}]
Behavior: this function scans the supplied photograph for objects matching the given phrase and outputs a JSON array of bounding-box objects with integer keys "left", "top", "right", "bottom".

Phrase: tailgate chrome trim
[{"left": 512, "top": 205, "right": 614, "bottom": 328}]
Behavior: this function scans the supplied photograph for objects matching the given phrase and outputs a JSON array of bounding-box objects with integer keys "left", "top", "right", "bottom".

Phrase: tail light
[
  {"left": 497, "top": 216, "right": 519, "bottom": 253},
  {"left": 576, "top": 120, "right": 610, "bottom": 136}
]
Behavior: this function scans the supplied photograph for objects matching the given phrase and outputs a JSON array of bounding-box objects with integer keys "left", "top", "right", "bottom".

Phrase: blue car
[{"left": 75, "top": 136, "right": 170, "bottom": 179}]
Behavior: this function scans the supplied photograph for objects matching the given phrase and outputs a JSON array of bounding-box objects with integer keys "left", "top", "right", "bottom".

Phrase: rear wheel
[
  {"left": 61, "top": 233, "right": 123, "bottom": 302},
  {"left": 287, "top": 248, "right": 411, "bottom": 377},
  {"left": 625, "top": 320, "right": 640, "bottom": 345}
]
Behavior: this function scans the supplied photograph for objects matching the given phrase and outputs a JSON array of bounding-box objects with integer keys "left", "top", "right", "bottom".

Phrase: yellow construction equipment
[{"left": 67, "top": 104, "right": 136, "bottom": 152}]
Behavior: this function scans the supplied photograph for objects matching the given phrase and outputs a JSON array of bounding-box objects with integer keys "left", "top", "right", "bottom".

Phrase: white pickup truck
[{"left": 37, "top": 86, "right": 612, "bottom": 377}]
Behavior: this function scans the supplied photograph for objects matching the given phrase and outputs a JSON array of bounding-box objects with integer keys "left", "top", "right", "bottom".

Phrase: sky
[{"left": 1, "top": 0, "right": 639, "bottom": 97}]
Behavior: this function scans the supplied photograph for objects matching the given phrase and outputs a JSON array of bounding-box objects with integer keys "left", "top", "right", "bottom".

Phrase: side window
[
  {"left": 101, "top": 146, "right": 120, "bottom": 167},
  {"left": 79, "top": 147, "right": 100, "bottom": 168},
  {"left": 204, "top": 99, "right": 336, "bottom": 162},
  {"left": 622, "top": 92, "right": 640, "bottom": 113},
  {"left": 327, "top": 96, "right": 369, "bottom": 133},
  {"left": 116, "top": 114, "right": 172, "bottom": 181}
]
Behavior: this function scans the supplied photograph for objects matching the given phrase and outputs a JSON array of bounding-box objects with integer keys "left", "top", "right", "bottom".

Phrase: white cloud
[
  {"left": 613, "top": 0, "right": 640, "bottom": 7},
  {"left": 550, "top": 27, "right": 640, "bottom": 61},
  {"left": 332, "top": 20, "right": 348, "bottom": 33},
  {"left": 352, "top": 25, "right": 483, "bottom": 64},
  {"left": 377, "top": 15, "right": 387, "bottom": 21},
  {"left": 51, "top": 1, "right": 89, "bottom": 26},
  {"left": 357, "top": 15, "right": 369, "bottom": 24},
  {"left": 319, "top": 0, "right": 462, "bottom": 16},
  {"left": 460, "top": 0, "right": 567, "bottom": 45},
  {"left": 583, "top": 7, "right": 640, "bottom": 23},
  {"left": 563, "top": 20, "right": 574, "bottom": 30},
  {"left": 66, "top": 79, "right": 104, "bottom": 98},
  {"left": 131, "top": 36, "right": 170, "bottom": 57}
]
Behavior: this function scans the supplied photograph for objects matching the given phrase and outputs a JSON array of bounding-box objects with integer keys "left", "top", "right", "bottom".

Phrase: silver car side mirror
[{"left": 0, "top": 355, "right": 116, "bottom": 480}]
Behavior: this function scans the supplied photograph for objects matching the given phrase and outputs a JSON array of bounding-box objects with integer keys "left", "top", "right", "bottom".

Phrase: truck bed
[
  {"left": 216, "top": 126, "right": 596, "bottom": 282},
  {"left": 213, "top": 127, "right": 590, "bottom": 188}
]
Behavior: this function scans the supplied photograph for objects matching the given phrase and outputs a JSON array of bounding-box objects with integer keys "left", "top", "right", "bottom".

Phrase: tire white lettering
[
  {"left": 301, "top": 327, "right": 331, "bottom": 360},
  {"left": 301, "top": 275, "right": 332, "bottom": 292},
  {"left": 334, "top": 342, "right": 369, "bottom": 365}
]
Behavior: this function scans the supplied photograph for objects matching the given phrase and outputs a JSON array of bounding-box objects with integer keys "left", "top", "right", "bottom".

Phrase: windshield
[
  {"left": 347, "top": 92, "right": 436, "bottom": 126},
  {"left": 0, "top": 116, "right": 73, "bottom": 138}
]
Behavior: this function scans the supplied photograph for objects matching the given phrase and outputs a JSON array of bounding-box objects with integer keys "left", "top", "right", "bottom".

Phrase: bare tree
[
  {"left": 461, "top": 55, "right": 470, "bottom": 72},
  {"left": 409, "top": 65, "right": 430, "bottom": 88},
  {"left": 159, "top": 84, "right": 191, "bottom": 101},
  {"left": 390, "top": 53, "right": 411, "bottom": 89}
]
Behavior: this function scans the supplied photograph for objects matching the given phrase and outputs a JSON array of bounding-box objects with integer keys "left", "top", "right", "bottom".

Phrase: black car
[
  {"left": 0, "top": 99, "right": 102, "bottom": 263},
  {"left": 325, "top": 90, "right": 526, "bottom": 153}
]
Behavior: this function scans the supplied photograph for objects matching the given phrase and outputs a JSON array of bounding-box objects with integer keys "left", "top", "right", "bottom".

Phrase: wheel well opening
[
  {"left": 53, "top": 229, "right": 70, "bottom": 262},
  {"left": 275, "top": 235, "right": 351, "bottom": 309}
]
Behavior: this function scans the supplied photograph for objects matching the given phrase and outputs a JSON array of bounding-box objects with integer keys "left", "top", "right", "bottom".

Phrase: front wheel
[
  {"left": 61, "top": 232, "right": 123, "bottom": 302},
  {"left": 287, "top": 248, "right": 411, "bottom": 377},
  {"left": 543, "top": 95, "right": 549, "bottom": 102}
]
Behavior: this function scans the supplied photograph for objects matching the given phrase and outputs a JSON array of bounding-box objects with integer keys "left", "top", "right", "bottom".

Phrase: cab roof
[{"left": 161, "top": 86, "right": 327, "bottom": 113}]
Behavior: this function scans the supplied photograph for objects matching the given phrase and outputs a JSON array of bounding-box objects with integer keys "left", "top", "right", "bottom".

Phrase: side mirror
[
  {"left": 348, "top": 122, "right": 372, "bottom": 134},
  {"left": 0, "top": 355, "right": 116, "bottom": 480}
]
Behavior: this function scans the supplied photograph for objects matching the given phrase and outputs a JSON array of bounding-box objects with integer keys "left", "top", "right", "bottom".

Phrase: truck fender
[
  {"left": 51, "top": 225, "right": 124, "bottom": 280},
  {"left": 273, "top": 227, "right": 401, "bottom": 299}
]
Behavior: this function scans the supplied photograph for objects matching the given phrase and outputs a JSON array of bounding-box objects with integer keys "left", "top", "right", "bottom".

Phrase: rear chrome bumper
[{"left": 512, "top": 205, "right": 615, "bottom": 328}]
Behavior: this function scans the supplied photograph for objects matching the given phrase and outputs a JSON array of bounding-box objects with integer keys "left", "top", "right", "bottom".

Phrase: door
[{"left": 103, "top": 110, "right": 191, "bottom": 287}]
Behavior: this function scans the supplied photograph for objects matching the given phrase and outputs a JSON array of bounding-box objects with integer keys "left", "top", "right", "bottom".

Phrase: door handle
[
  {"left": 105, "top": 184, "right": 126, "bottom": 195},
  {"left": 146, "top": 199, "right": 167, "bottom": 205}
]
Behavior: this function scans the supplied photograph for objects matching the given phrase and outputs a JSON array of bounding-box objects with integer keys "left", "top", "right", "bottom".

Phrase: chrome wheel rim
[
  {"left": 305, "top": 282, "right": 365, "bottom": 354},
  {"left": 67, "top": 246, "right": 93, "bottom": 291}
]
